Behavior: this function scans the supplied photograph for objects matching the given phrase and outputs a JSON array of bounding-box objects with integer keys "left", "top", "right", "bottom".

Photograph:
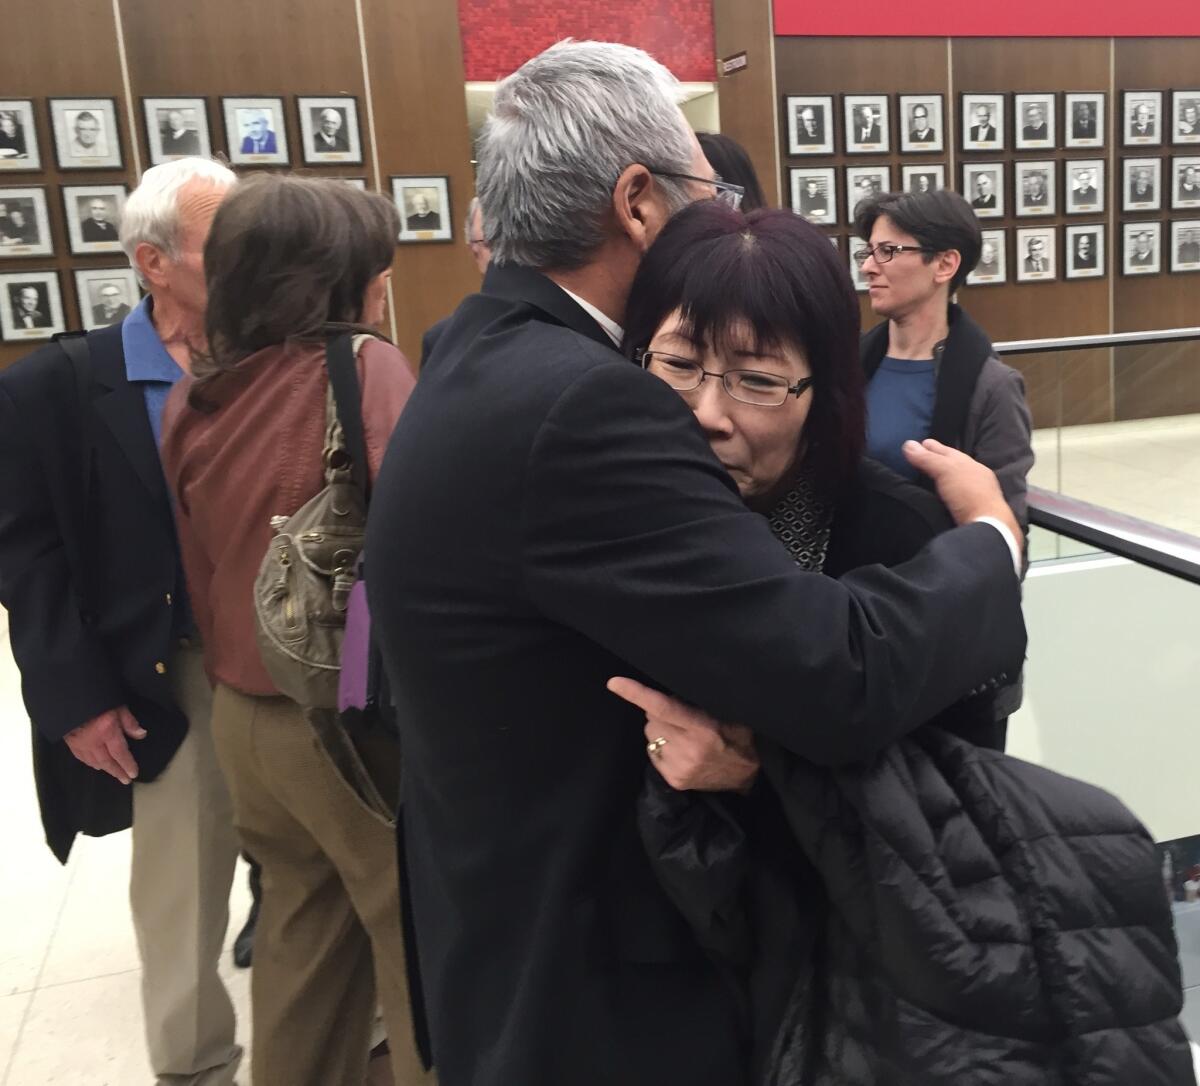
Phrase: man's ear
[
  {"left": 612, "top": 164, "right": 663, "bottom": 254},
  {"left": 135, "top": 242, "right": 166, "bottom": 290},
  {"left": 933, "top": 248, "right": 962, "bottom": 286}
]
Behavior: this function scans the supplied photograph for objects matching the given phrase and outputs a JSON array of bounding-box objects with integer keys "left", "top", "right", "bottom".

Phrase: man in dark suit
[
  {"left": 1131, "top": 103, "right": 1156, "bottom": 139},
  {"left": 909, "top": 104, "right": 936, "bottom": 143},
  {"left": 854, "top": 105, "right": 882, "bottom": 145},
  {"left": 0, "top": 159, "right": 243, "bottom": 1086},
  {"left": 1131, "top": 231, "right": 1155, "bottom": 266},
  {"left": 1180, "top": 103, "right": 1200, "bottom": 139},
  {"left": 1, "top": 207, "right": 38, "bottom": 245},
  {"left": 1072, "top": 102, "right": 1097, "bottom": 140},
  {"left": 80, "top": 198, "right": 119, "bottom": 243},
  {"left": 421, "top": 197, "right": 490, "bottom": 365},
  {"left": 405, "top": 191, "right": 441, "bottom": 230},
  {"left": 312, "top": 107, "right": 350, "bottom": 153},
  {"left": 976, "top": 238, "right": 1001, "bottom": 275},
  {"left": 1072, "top": 168, "right": 1099, "bottom": 206},
  {"left": 1021, "top": 102, "right": 1049, "bottom": 141},
  {"left": 239, "top": 111, "right": 277, "bottom": 155},
  {"left": 161, "top": 110, "right": 202, "bottom": 156},
  {"left": 1178, "top": 166, "right": 1200, "bottom": 202},
  {"left": 10, "top": 284, "right": 49, "bottom": 328},
  {"left": 1073, "top": 233, "right": 1098, "bottom": 269},
  {"left": 1129, "top": 167, "right": 1155, "bottom": 204},
  {"left": 367, "top": 40, "right": 1026, "bottom": 1086},
  {"left": 91, "top": 282, "right": 132, "bottom": 326},
  {"left": 1024, "top": 235, "right": 1049, "bottom": 273},
  {"left": 794, "top": 104, "right": 824, "bottom": 144},
  {"left": 971, "top": 173, "right": 997, "bottom": 209},
  {"left": 1024, "top": 172, "right": 1049, "bottom": 207},
  {"left": 798, "top": 177, "right": 830, "bottom": 219},
  {"left": 969, "top": 104, "right": 997, "bottom": 143},
  {"left": 1179, "top": 228, "right": 1200, "bottom": 264}
]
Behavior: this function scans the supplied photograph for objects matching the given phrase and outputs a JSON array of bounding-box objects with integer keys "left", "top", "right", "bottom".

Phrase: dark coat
[
  {"left": 366, "top": 262, "right": 1026, "bottom": 1086},
  {"left": 640, "top": 465, "right": 1192, "bottom": 1085},
  {"left": 0, "top": 326, "right": 188, "bottom": 862}
]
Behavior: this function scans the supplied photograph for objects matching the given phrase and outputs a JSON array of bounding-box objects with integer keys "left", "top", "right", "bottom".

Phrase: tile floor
[{"left": 2, "top": 413, "right": 1200, "bottom": 1083}]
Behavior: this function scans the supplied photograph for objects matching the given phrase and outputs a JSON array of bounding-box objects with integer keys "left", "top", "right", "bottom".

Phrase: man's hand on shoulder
[
  {"left": 63, "top": 706, "right": 146, "bottom": 785},
  {"left": 903, "top": 438, "right": 1023, "bottom": 549}
]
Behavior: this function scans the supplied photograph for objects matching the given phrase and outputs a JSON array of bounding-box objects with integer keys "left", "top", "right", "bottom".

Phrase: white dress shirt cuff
[{"left": 972, "top": 516, "right": 1022, "bottom": 578}]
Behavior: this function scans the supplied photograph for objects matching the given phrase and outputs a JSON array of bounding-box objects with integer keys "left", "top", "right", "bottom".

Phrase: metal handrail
[
  {"left": 994, "top": 326, "right": 1200, "bottom": 356},
  {"left": 1028, "top": 485, "right": 1200, "bottom": 585}
]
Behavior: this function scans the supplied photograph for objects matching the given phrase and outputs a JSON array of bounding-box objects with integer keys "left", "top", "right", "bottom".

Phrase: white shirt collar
[{"left": 559, "top": 286, "right": 624, "bottom": 348}]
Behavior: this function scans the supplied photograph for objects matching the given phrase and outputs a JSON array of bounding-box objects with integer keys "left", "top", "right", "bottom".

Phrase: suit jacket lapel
[
  {"left": 88, "top": 325, "right": 168, "bottom": 505},
  {"left": 482, "top": 263, "right": 617, "bottom": 352}
]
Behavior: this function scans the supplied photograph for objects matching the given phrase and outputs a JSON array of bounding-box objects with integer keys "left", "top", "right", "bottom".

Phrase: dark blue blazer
[
  {"left": 0, "top": 324, "right": 187, "bottom": 862},
  {"left": 366, "top": 263, "right": 1026, "bottom": 1085}
]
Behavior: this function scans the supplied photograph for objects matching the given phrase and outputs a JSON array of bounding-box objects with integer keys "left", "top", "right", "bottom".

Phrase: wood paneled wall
[
  {"left": 762, "top": 35, "right": 1200, "bottom": 429},
  {"left": 0, "top": 0, "right": 478, "bottom": 369}
]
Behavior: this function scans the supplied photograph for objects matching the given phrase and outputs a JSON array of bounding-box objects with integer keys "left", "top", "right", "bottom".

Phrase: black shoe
[{"left": 233, "top": 900, "right": 259, "bottom": 969}]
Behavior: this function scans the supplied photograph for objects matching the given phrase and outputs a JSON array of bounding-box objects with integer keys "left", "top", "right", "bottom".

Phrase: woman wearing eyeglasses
[
  {"left": 614, "top": 200, "right": 1185, "bottom": 1084},
  {"left": 854, "top": 189, "right": 1033, "bottom": 733}
]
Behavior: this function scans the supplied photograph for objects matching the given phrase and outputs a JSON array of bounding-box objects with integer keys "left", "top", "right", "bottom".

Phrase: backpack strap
[{"left": 325, "top": 332, "right": 370, "bottom": 501}]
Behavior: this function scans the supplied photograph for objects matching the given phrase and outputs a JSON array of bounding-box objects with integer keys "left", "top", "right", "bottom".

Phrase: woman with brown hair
[{"left": 162, "top": 174, "right": 431, "bottom": 1086}]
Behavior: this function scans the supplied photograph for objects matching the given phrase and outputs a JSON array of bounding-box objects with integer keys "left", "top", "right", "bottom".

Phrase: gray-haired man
[
  {"left": 367, "top": 40, "right": 1024, "bottom": 1086},
  {"left": 0, "top": 158, "right": 241, "bottom": 1085}
]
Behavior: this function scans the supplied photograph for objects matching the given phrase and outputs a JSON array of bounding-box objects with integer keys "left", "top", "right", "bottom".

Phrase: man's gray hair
[
  {"left": 476, "top": 40, "right": 695, "bottom": 270},
  {"left": 120, "top": 157, "right": 236, "bottom": 286},
  {"left": 463, "top": 196, "right": 481, "bottom": 242}
]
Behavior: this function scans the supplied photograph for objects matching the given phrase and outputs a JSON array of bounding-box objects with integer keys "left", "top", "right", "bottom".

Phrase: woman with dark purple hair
[{"left": 608, "top": 201, "right": 1186, "bottom": 1083}]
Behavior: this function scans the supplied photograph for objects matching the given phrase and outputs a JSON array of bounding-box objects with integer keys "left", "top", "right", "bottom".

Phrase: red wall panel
[
  {"left": 458, "top": 0, "right": 715, "bottom": 82},
  {"left": 775, "top": 0, "right": 1200, "bottom": 37}
]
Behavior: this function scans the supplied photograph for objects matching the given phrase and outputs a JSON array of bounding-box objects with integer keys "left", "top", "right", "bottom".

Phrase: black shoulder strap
[
  {"left": 325, "top": 332, "right": 369, "bottom": 500},
  {"left": 928, "top": 306, "right": 990, "bottom": 450}
]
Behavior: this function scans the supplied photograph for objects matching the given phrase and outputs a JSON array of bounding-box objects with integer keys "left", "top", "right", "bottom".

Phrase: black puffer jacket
[{"left": 640, "top": 465, "right": 1193, "bottom": 1084}]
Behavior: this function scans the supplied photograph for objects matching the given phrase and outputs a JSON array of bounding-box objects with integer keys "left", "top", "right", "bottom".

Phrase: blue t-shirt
[{"left": 865, "top": 356, "right": 937, "bottom": 481}]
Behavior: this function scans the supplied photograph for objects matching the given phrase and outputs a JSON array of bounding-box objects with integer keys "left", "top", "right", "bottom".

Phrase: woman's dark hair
[
  {"left": 696, "top": 132, "right": 767, "bottom": 212},
  {"left": 624, "top": 201, "right": 864, "bottom": 493},
  {"left": 853, "top": 189, "right": 981, "bottom": 293},
  {"left": 193, "top": 174, "right": 398, "bottom": 393}
]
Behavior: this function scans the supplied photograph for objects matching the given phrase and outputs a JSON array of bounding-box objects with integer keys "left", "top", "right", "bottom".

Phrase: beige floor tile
[{"left": 0, "top": 989, "right": 34, "bottom": 1081}]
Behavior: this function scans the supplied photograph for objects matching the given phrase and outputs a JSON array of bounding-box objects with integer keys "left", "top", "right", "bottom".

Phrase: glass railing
[{"left": 995, "top": 327, "right": 1200, "bottom": 560}]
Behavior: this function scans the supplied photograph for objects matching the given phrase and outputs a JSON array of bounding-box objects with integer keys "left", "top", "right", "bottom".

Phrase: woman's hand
[{"left": 606, "top": 677, "right": 760, "bottom": 793}]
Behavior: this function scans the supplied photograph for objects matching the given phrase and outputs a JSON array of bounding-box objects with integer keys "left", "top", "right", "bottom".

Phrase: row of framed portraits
[
  {"left": 790, "top": 157, "right": 1200, "bottom": 228},
  {"left": 0, "top": 267, "right": 140, "bottom": 342},
  {"left": 786, "top": 90, "right": 1200, "bottom": 157},
  {"left": 0, "top": 175, "right": 456, "bottom": 259},
  {"left": 0, "top": 95, "right": 365, "bottom": 172},
  {"left": 834, "top": 221, "right": 1200, "bottom": 291}
]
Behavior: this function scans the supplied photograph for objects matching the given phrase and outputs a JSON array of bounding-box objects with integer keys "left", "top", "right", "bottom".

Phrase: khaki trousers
[
  {"left": 211, "top": 684, "right": 433, "bottom": 1086},
  {"left": 130, "top": 644, "right": 243, "bottom": 1086}
]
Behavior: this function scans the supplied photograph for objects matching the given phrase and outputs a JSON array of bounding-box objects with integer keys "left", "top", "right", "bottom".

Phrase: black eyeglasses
[
  {"left": 648, "top": 170, "right": 745, "bottom": 210},
  {"left": 635, "top": 349, "right": 814, "bottom": 407},
  {"left": 853, "top": 242, "right": 937, "bottom": 266}
]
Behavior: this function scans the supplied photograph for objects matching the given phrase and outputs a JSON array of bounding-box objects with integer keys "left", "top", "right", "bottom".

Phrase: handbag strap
[{"left": 324, "top": 332, "right": 370, "bottom": 501}]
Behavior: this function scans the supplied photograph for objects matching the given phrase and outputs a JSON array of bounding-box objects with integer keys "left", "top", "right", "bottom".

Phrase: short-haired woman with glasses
[{"left": 852, "top": 190, "right": 1033, "bottom": 535}]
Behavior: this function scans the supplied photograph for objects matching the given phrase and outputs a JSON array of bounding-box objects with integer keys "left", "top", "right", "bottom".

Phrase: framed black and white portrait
[
  {"left": 901, "top": 164, "right": 944, "bottom": 195},
  {"left": 962, "top": 162, "right": 1004, "bottom": 219},
  {"left": 1122, "top": 157, "right": 1162, "bottom": 211},
  {"left": 393, "top": 176, "right": 452, "bottom": 242},
  {"left": 1123, "top": 91, "right": 1163, "bottom": 147},
  {"left": 298, "top": 96, "right": 363, "bottom": 165},
  {"left": 0, "top": 270, "right": 65, "bottom": 342},
  {"left": 1171, "top": 156, "right": 1200, "bottom": 209},
  {"left": 62, "top": 184, "right": 126, "bottom": 256},
  {"left": 789, "top": 167, "right": 837, "bottom": 225},
  {"left": 0, "top": 100, "right": 41, "bottom": 172},
  {"left": 848, "top": 238, "right": 868, "bottom": 293},
  {"left": 1065, "top": 160, "right": 1105, "bottom": 215},
  {"left": 1170, "top": 220, "right": 1200, "bottom": 272},
  {"left": 1065, "top": 92, "right": 1105, "bottom": 149},
  {"left": 1122, "top": 221, "right": 1161, "bottom": 275},
  {"left": 142, "top": 97, "right": 211, "bottom": 164},
  {"left": 0, "top": 187, "right": 52, "bottom": 257},
  {"left": 785, "top": 96, "right": 834, "bottom": 156},
  {"left": 899, "top": 94, "right": 943, "bottom": 154},
  {"left": 1172, "top": 91, "right": 1200, "bottom": 146},
  {"left": 1016, "top": 227, "right": 1056, "bottom": 282},
  {"left": 75, "top": 267, "right": 140, "bottom": 330},
  {"left": 1064, "top": 224, "right": 1105, "bottom": 279},
  {"left": 1014, "top": 93, "right": 1056, "bottom": 150},
  {"left": 222, "top": 97, "right": 289, "bottom": 165},
  {"left": 843, "top": 94, "right": 890, "bottom": 155},
  {"left": 49, "top": 97, "right": 122, "bottom": 170},
  {"left": 1015, "top": 161, "right": 1056, "bottom": 217},
  {"left": 845, "top": 166, "right": 889, "bottom": 219},
  {"left": 961, "top": 93, "right": 1005, "bottom": 152},
  {"left": 967, "top": 229, "right": 1006, "bottom": 286}
]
